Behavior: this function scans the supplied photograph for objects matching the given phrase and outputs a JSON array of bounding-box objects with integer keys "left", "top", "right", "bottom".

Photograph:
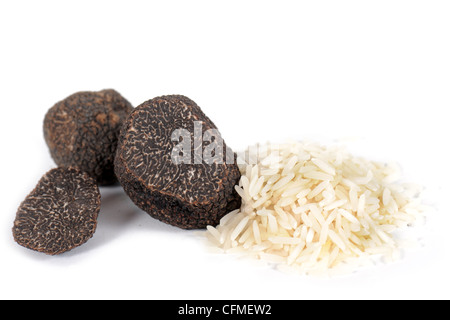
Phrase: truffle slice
[
  {"left": 44, "top": 89, "right": 133, "bottom": 185},
  {"left": 115, "top": 95, "right": 241, "bottom": 229},
  {"left": 13, "top": 167, "right": 101, "bottom": 255}
]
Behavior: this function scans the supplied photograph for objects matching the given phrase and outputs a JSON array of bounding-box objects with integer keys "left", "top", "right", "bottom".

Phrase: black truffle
[
  {"left": 12, "top": 167, "right": 101, "bottom": 255},
  {"left": 44, "top": 89, "right": 133, "bottom": 185},
  {"left": 115, "top": 95, "right": 241, "bottom": 229}
]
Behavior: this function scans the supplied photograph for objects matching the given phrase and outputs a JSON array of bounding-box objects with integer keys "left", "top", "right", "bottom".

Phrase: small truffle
[
  {"left": 12, "top": 167, "right": 101, "bottom": 255},
  {"left": 44, "top": 89, "right": 133, "bottom": 185},
  {"left": 115, "top": 95, "right": 241, "bottom": 229}
]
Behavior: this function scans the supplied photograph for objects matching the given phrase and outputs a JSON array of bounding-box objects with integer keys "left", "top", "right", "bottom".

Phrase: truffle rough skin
[
  {"left": 115, "top": 95, "right": 241, "bottom": 229},
  {"left": 12, "top": 167, "right": 101, "bottom": 255},
  {"left": 44, "top": 89, "right": 133, "bottom": 185}
]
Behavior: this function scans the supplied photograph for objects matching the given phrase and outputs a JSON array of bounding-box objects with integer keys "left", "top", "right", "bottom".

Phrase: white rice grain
[
  {"left": 312, "top": 158, "right": 336, "bottom": 175},
  {"left": 230, "top": 217, "right": 250, "bottom": 241},
  {"left": 205, "top": 140, "right": 425, "bottom": 276}
]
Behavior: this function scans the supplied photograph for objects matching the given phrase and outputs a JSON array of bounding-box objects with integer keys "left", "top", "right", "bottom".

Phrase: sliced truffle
[
  {"left": 12, "top": 167, "right": 101, "bottom": 255},
  {"left": 115, "top": 95, "right": 241, "bottom": 229},
  {"left": 44, "top": 89, "right": 133, "bottom": 185}
]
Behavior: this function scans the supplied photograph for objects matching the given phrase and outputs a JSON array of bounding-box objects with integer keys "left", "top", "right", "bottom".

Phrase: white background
[{"left": 1, "top": 0, "right": 449, "bottom": 300}]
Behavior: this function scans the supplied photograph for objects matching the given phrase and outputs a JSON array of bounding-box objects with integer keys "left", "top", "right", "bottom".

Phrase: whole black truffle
[
  {"left": 12, "top": 167, "right": 101, "bottom": 255},
  {"left": 115, "top": 95, "right": 241, "bottom": 229},
  {"left": 44, "top": 89, "right": 133, "bottom": 185}
]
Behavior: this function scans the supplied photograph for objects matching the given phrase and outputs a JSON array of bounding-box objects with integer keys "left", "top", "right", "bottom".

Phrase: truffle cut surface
[
  {"left": 13, "top": 167, "right": 101, "bottom": 255},
  {"left": 115, "top": 95, "right": 241, "bottom": 229}
]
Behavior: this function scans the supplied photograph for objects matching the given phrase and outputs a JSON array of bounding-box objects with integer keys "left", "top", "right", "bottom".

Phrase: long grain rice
[{"left": 206, "top": 141, "right": 425, "bottom": 276}]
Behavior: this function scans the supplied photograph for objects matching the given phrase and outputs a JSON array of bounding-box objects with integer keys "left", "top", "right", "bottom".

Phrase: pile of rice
[{"left": 206, "top": 141, "right": 425, "bottom": 275}]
